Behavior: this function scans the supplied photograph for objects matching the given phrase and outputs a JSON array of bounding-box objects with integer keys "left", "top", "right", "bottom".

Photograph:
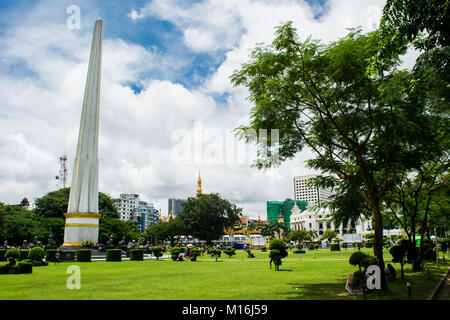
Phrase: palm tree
[{"left": 308, "top": 230, "right": 318, "bottom": 241}]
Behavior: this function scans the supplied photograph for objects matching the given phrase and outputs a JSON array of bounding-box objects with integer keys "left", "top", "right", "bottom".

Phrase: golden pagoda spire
[
  {"left": 158, "top": 209, "right": 163, "bottom": 223},
  {"left": 196, "top": 171, "right": 202, "bottom": 197}
]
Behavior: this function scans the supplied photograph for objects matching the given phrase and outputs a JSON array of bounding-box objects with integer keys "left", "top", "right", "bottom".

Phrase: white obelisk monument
[{"left": 63, "top": 18, "right": 103, "bottom": 246}]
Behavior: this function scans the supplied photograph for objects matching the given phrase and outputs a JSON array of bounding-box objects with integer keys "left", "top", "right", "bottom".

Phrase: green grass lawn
[
  {"left": 0, "top": 248, "right": 447, "bottom": 300},
  {"left": 200, "top": 248, "right": 392, "bottom": 260}
]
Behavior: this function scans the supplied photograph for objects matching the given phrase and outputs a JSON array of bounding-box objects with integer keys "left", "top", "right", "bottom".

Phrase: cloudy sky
[{"left": 0, "top": 0, "right": 418, "bottom": 219}]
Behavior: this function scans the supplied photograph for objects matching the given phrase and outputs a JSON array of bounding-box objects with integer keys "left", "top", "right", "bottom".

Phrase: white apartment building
[
  {"left": 293, "top": 174, "right": 333, "bottom": 206},
  {"left": 113, "top": 193, "right": 140, "bottom": 221}
]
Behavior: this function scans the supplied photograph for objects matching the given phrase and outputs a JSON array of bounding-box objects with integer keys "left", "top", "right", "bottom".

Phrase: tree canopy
[{"left": 178, "top": 193, "right": 242, "bottom": 245}]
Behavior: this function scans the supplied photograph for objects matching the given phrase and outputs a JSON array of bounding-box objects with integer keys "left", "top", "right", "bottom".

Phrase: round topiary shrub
[
  {"left": 308, "top": 244, "right": 315, "bottom": 250},
  {"left": 330, "top": 243, "right": 340, "bottom": 251},
  {"left": 152, "top": 246, "right": 163, "bottom": 260},
  {"left": 171, "top": 247, "right": 181, "bottom": 261},
  {"left": 76, "top": 249, "right": 92, "bottom": 262},
  {"left": 130, "top": 249, "right": 144, "bottom": 261},
  {"left": 261, "top": 247, "right": 267, "bottom": 252},
  {"left": 28, "top": 247, "right": 45, "bottom": 261},
  {"left": 314, "top": 244, "right": 320, "bottom": 249},
  {"left": 0, "top": 249, "right": 7, "bottom": 262},
  {"left": 190, "top": 248, "right": 200, "bottom": 261},
  {"left": 365, "top": 241, "right": 373, "bottom": 248},
  {"left": 45, "top": 249, "right": 57, "bottom": 262},
  {"left": 106, "top": 249, "right": 122, "bottom": 262}
]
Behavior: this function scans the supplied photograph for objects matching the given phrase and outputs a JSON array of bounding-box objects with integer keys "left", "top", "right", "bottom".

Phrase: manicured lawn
[
  {"left": 199, "top": 248, "right": 392, "bottom": 260},
  {"left": 0, "top": 252, "right": 446, "bottom": 300}
]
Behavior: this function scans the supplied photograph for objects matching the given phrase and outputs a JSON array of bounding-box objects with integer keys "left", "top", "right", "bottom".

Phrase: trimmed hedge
[
  {"left": 0, "top": 263, "right": 10, "bottom": 274},
  {"left": 0, "top": 249, "right": 7, "bottom": 261},
  {"left": 22, "top": 259, "right": 48, "bottom": 266},
  {"left": 330, "top": 243, "right": 340, "bottom": 251},
  {"left": 293, "top": 249, "right": 306, "bottom": 254},
  {"left": 10, "top": 262, "right": 33, "bottom": 274},
  {"left": 130, "top": 249, "right": 144, "bottom": 261},
  {"left": 365, "top": 242, "right": 373, "bottom": 248},
  {"left": 106, "top": 249, "right": 122, "bottom": 262},
  {"left": 19, "top": 250, "right": 30, "bottom": 261},
  {"left": 261, "top": 247, "right": 267, "bottom": 252},
  {"left": 76, "top": 249, "right": 92, "bottom": 262},
  {"left": 45, "top": 249, "right": 57, "bottom": 262}
]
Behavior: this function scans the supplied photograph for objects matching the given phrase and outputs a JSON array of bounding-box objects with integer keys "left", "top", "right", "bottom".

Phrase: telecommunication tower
[{"left": 55, "top": 154, "right": 68, "bottom": 188}]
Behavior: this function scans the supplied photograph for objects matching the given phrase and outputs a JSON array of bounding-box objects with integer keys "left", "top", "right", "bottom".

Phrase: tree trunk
[
  {"left": 417, "top": 192, "right": 432, "bottom": 270},
  {"left": 372, "top": 203, "right": 388, "bottom": 290}
]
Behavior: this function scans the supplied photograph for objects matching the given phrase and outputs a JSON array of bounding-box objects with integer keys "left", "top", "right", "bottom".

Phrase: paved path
[{"left": 432, "top": 269, "right": 449, "bottom": 300}]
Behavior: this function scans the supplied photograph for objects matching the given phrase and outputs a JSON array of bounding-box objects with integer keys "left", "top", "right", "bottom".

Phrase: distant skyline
[{"left": 0, "top": 0, "right": 418, "bottom": 219}]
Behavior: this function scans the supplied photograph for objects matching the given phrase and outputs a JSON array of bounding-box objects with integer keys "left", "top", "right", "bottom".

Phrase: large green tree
[
  {"left": 178, "top": 193, "right": 242, "bottom": 245},
  {"left": 231, "top": 23, "right": 434, "bottom": 289}
]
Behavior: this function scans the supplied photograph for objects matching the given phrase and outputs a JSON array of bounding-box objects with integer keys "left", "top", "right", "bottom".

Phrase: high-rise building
[
  {"left": 113, "top": 193, "right": 159, "bottom": 231},
  {"left": 113, "top": 194, "right": 140, "bottom": 221},
  {"left": 168, "top": 198, "right": 187, "bottom": 218},
  {"left": 293, "top": 174, "right": 333, "bottom": 206},
  {"left": 132, "top": 202, "right": 159, "bottom": 232}
]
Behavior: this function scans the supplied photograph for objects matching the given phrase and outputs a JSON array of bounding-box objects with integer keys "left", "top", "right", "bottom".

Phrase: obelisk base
[{"left": 62, "top": 212, "right": 101, "bottom": 246}]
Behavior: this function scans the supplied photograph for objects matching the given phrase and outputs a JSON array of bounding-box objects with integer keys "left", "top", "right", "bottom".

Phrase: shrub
[
  {"left": 365, "top": 241, "right": 373, "bottom": 248},
  {"left": 0, "top": 264, "right": 10, "bottom": 274},
  {"left": 269, "top": 239, "right": 288, "bottom": 270},
  {"left": 130, "top": 249, "right": 144, "bottom": 261},
  {"left": 224, "top": 247, "right": 236, "bottom": 258},
  {"left": 106, "top": 249, "right": 122, "bottom": 262},
  {"left": 171, "top": 247, "right": 181, "bottom": 261},
  {"left": 28, "top": 247, "right": 45, "bottom": 261},
  {"left": 293, "top": 249, "right": 305, "bottom": 254},
  {"left": 421, "top": 240, "right": 436, "bottom": 261},
  {"left": 342, "top": 243, "right": 348, "bottom": 249},
  {"left": 314, "top": 244, "right": 320, "bottom": 249},
  {"left": 152, "top": 246, "right": 163, "bottom": 260},
  {"left": 23, "top": 259, "right": 48, "bottom": 266},
  {"left": 190, "top": 248, "right": 200, "bottom": 261},
  {"left": 295, "top": 243, "right": 303, "bottom": 249},
  {"left": 261, "top": 247, "right": 267, "bottom": 252},
  {"left": 10, "top": 262, "right": 33, "bottom": 274},
  {"left": 209, "top": 248, "right": 222, "bottom": 261},
  {"left": 308, "top": 244, "right": 315, "bottom": 250},
  {"left": 19, "top": 250, "right": 30, "bottom": 261},
  {"left": 45, "top": 249, "right": 57, "bottom": 262},
  {"left": 0, "top": 249, "right": 7, "bottom": 261},
  {"left": 76, "top": 249, "right": 92, "bottom": 262},
  {"left": 349, "top": 251, "right": 377, "bottom": 271},
  {"left": 439, "top": 238, "right": 449, "bottom": 252},
  {"left": 246, "top": 249, "right": 255, "bottom": 258},
  {"left": 330, "top": 243, "right": 340, "bottom": 251},
  {"left": 5, "top": 248, "right": 20, "bottom": 260}
]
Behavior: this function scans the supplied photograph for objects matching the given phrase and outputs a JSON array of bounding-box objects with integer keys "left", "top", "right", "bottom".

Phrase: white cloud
[{"left": 2, "top": 0, "right": 421, "bottom": 221}]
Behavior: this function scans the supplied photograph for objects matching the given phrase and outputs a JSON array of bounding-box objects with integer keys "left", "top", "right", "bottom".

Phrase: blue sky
[{"left": 0, "top": 0, "right": 413, "bottom": 218}]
